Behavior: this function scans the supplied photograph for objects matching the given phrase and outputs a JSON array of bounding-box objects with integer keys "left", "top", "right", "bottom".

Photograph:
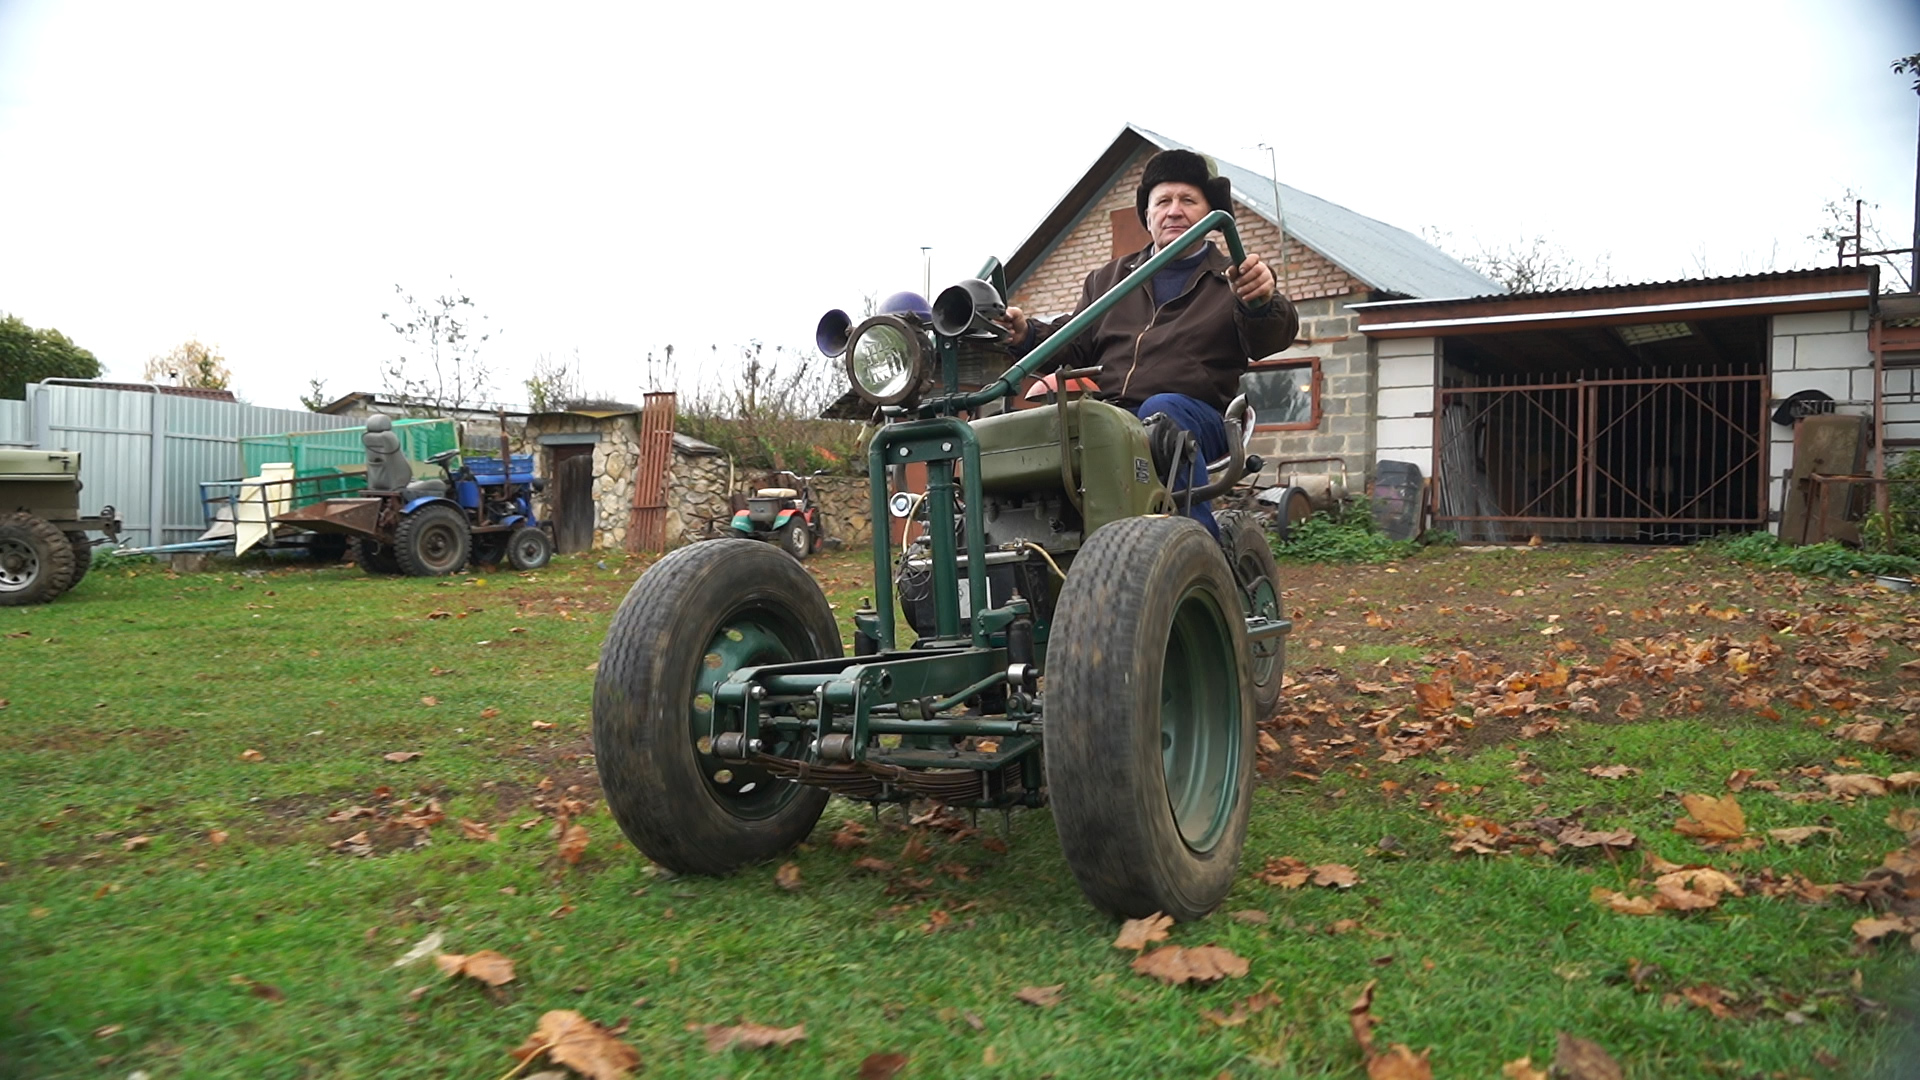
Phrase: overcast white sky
[{"left": 1, "top": 0, "right": 1915, "bottom": 411}]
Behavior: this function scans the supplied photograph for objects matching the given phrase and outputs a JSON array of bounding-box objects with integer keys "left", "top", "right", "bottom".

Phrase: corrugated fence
[{"left": 0, "top": 383, "right": 358, "bottom": 546}]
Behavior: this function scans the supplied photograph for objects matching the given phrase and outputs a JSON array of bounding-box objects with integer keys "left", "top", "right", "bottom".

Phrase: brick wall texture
[{"left": 1009, "top": 152, "right": 1377, "bottom": 496}]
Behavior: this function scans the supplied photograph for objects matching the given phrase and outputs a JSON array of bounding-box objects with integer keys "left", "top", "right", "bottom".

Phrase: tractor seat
[
  {"left": 755, "top": 487, "right": 799, "bottom": 499},
  {"left": 405, "top": 478, "right": 448, "bottom": 498}
]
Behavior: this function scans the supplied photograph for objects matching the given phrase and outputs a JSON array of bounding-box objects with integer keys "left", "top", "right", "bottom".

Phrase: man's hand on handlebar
[{"left": 1227, "top": 252, "right": 1277, "bottom": 308}]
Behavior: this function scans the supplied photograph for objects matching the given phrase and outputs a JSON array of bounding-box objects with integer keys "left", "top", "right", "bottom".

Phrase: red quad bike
[
  {"left": 730, "top": 470, "right": 826, "bottom": 561},
  {"left": 594, "top": 210, "right": 1289, "bottom": 922}
]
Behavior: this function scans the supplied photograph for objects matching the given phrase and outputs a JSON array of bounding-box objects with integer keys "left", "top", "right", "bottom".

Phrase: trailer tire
[
  {"left": 1046, "top": 515, "right": 1253, "bottom": 921},
  {"left": 507, "top": 526, "right": 553, "bottom": 571},
  {"left": 0, "top": 513, "right": 77, "bottom": 606},
  {"left": 594, "top": 540, "right": 837, "bottom": 875},
  {"left": 394, "top": 505, "right": 470, "bottom": 577},
  {"left": 64, "top": 532, "right": 92, "bottom": 588},
  {"left": 1216, "top": 510, "right": 1285, "bottom": 721}
]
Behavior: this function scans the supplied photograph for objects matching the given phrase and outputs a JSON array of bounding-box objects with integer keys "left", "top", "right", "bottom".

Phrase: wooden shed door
[{"left": 551, "top": 445, "right": 595, "bottom": 553}]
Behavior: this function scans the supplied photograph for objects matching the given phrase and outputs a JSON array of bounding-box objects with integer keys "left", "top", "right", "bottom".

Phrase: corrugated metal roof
[
  {"left": 1132, "top": 126, "right": 1504, "bottom": 299},
  {"left": 1349, "top": 265, "right": 1873, "bottom": 310}
]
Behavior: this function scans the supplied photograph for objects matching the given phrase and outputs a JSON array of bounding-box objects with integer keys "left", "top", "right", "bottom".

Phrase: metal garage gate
[{"left": 1434, "top": 367, "right": 1769, "bottom": 543}]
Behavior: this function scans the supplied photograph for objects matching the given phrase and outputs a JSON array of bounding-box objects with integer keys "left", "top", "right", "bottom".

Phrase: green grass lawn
[{"left": 4, "top": 544, "right": 1920, "bottom": 1078}]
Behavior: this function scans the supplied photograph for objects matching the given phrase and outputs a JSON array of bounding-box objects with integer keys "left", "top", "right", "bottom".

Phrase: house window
[{"left": 1239, "top": 358, "right": 1320, "bottom": 430}]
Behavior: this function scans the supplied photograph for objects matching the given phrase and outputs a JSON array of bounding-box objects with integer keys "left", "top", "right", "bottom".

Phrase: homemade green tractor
[{"left": 593, "top": 211, "right": 1289, "bottom": 919}]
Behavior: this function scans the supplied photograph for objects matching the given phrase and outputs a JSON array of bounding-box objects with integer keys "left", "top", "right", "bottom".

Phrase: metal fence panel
[
  {"left": 0, "top": 399, "right": 27, "bottom": 446},
  {"left": 22, "top": 384, "right": 358, "bottom": 546}
]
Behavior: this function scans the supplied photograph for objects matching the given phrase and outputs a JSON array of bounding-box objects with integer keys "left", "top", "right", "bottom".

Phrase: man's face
[{"left": 1146, "top": 181, "right": 1210, "bottom": 252}]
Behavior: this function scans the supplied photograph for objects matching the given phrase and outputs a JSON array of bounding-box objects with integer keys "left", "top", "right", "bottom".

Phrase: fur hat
[{"left": 1136, "top": 149, "right": 1232, "bottom": 228}]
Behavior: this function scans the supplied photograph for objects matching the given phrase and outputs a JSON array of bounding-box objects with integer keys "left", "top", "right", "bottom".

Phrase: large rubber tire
[
  {"left": 507, "top": 526, "right": 553, "bottom": 571},
  {"left": 777, "top": 520, "right": 811, "bottom": 562},
  {"left": 393, "top": 505, "right": 470, "bottom": 577},
  {"left": 1046, "top": 515, "right": 1255, "bottom": 921},
  {"left": 0, "top": 513, "right": 77, "bottom": 606},
  {"left": 1216, "top": 510, "right": 1285, "bottom": 721},
  {"left": 594, "top": 540, "right": 839, "bottom": 875},
  {"left": 353, "top": 538, "right": 402, "bottom": 575},
  {"left": 64, "top": 532, "right": 92, "bottom": 588}
]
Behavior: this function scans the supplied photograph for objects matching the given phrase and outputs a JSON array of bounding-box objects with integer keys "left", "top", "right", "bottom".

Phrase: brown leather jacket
[{"left": 1017, "top": 242, "right": 1300, "bottom": 411}]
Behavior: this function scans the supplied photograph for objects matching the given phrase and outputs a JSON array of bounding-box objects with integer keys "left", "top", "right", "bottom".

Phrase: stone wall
[
  {"left": 525, "top": 413, "right": 641, "bottom": 552},
  {"left": 665, "top": 449, "right": 735, "bottom": 544}
]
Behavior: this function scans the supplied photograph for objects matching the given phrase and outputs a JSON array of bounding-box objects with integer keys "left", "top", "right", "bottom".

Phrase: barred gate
[{"left": 1434, "top": 368, "right": 1769, "bottom": 543}]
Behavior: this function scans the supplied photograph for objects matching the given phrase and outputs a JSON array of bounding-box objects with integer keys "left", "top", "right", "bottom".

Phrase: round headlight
[{"left": 844, "top": 315, "right": 929, "bottom": 407}]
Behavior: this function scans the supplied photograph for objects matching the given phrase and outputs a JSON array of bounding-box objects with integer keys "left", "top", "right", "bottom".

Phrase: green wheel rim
[
  {"left": 1159, "top": 585, "right": 1241, "bottom": 852},
  {"left": 1241, "top": 566, "right": 1280, "bottom": 684},
  {"left": 691, "top": 611, "right": 811, "bottom": 819}
]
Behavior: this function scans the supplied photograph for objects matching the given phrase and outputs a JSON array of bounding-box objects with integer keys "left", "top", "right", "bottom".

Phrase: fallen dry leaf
[
  {"left": 458, "top": 819, "right": 498, "bottom": 842},
  {"left": 558, "top": 824, "right": 589, "bottom": 865},
  {"left": 510, "top": 1010, "right": 640, "bottom": 1080},
  {"left": 701, "top": 1021, "right": 807, "bottom": 1053},
  {"left": 1230, "top": 909, "right": 1271, "bottom": 925},
  {"left": 1200, "top": 985, "right": 1281, "bottom": 1027},
  {"left": 479, "top": 706, "right": 501, "bottom": 720},
  {"left": 1349, "top": 979, "right": 1379, "bottom": 1056},
  {"left": 383, "top": 751, "right": 422, "bottom": 763},
  {"left": 1130, "top": 944, "right": 1249, "bottom": 986},
  {"left": 208, "top": 829, "right": 229, "bottom": 846},
  {"left": 1769, "top": 825, "right": 1839, "bottom": 846},
  {"left": 531, "top": 720, "right": 555, "bottom": 731},
  {"left": 1825, "top": 774, "right": 1889, "bottom": 799},
  {"left": 419, "top": 695, "right": 439, "bottom": 707},
  {"left": 121, "top": 835, "right": 152, "bottom": 851},
  {"left": 853, "top": 856, "right": 893, "bottom": 873},
  {"left": 436, "top": 949, "right": 516, "bottom": 986},
  {"left": 1652, "top": 868, "right": 1743, "bottom": 911},
  {"left": 239, "top": 748, "right": 264, "bottom": 762},
  {"left": 857, "top": 1052, "right": 909, "bottom": 1080},
  {"left": 1502, "top": 1058, "right": 1549, "bottom": 1080},
  {"left": 1256, "top": 855, "right": 1312, "bottom": 888},
  {"left": 1015, "top": 984, "right": 1065, "bottom": 1008},
  {"left": 1673, "top": 793, "right": 1746, "bottom": 841},
  {"left": 1584, "top": 765, "right": 1637, "bottom": 780},
  {"left": 1313, "top": 864, "right": 1360, "bottom": 888},
  {"left": 1113, "top": 912, "right": 1173, "bottom": 952},
  {"left": 1590, "top": 887, "right": 1660, "bottom": 916},
  {"left": 1368, "top": 1044, "right": 1433, "bottom": 1080},
  {"left": 1554, "top": 1032, "right": 1624, "bottom": 1080},
  {"left": 774, "top": 862, "right": 803, "bottom": 892}
]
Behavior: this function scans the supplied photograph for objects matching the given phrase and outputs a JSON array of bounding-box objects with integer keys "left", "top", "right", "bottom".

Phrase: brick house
[{"left": 1003, "top": 123, "right": 1501, "bottom": 501}]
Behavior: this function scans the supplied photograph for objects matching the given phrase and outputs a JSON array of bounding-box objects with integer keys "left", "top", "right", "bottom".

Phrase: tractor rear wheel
[
  {"left": 394, "top": 505, "right": 470, "bottom": 577},
  {"left": 64, "top": 532, "right": 92, "bottom": 588},
  {"left": 594, "top": 540, "right": 838, "bottom": 875},
  {"left": 0, "top": 513, "right": 76, "bottom": 606},
  {"left": 1216, "top": 510, "right": 1285, "bottom": 720},
  {"left": 507, "top": 526, "right": 553, "bottom": 571},
  {"left": 1046, "top": 515, "right": 1254, "bottom": 921}
]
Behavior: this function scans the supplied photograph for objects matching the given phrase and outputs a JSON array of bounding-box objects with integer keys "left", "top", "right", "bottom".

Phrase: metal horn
[
  {"left": 931, "top": 278, "right": 1007, "bottom": 338},
  {"left": 815, "top": 308, "right": 853, "bottom": 357}
]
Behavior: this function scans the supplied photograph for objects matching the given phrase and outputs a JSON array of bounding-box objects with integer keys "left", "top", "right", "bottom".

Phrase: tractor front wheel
[
  {"left": 1046, "top": 515, "right": 1254, "bottom": 921},
  {"left": 594, "top": 540, "right": 838, "bottom": 875},
  {"left": 507, "top": 526, "right": 553, "bottom": 571},
  {"left": 394, "top": 505, "right": 470, "bottom": 577},
  {"left": 353, "top": 538, "right": 402, "bottom": 575},
  {"left": 0, "top": 513, "right": 76, "bottom": 606}
]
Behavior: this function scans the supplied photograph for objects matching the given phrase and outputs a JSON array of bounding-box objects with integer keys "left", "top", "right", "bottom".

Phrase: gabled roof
[{"left": 1005, "top": 124, "right": 1502, "bottom": 301}]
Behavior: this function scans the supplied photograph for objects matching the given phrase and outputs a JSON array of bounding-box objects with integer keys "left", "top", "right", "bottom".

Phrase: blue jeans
[{"left": 1133, "top": 393, "right": 1226, "bottom": 537}]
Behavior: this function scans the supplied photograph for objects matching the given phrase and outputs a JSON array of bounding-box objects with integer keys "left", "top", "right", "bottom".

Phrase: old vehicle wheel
[
  {"left": 393, "top": 504, "right": 470, "bottom": 577},
  {"left": 1216, "top": 510, "right": 1285, "bottom": 720},
  {"left": 507, "top": 526, "right": 553, "bottom": 571},
  {"left": 1046, "top": 515, "right": 1254, "bottom": 920},
  {"left": 353, "top": 538, "right": 402, "bottom": 575},
  {"left": 777, "top": 520, "right": 811, "bottom": 561},
  {"left": 594, "top": 540, "right": 838, "bottom": 875},
  {"left": 64, "top": 532, "right": 92, "bottom": 588},
  {"left": 0, "top": 513, "right": 77, "bottom": 606}
]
